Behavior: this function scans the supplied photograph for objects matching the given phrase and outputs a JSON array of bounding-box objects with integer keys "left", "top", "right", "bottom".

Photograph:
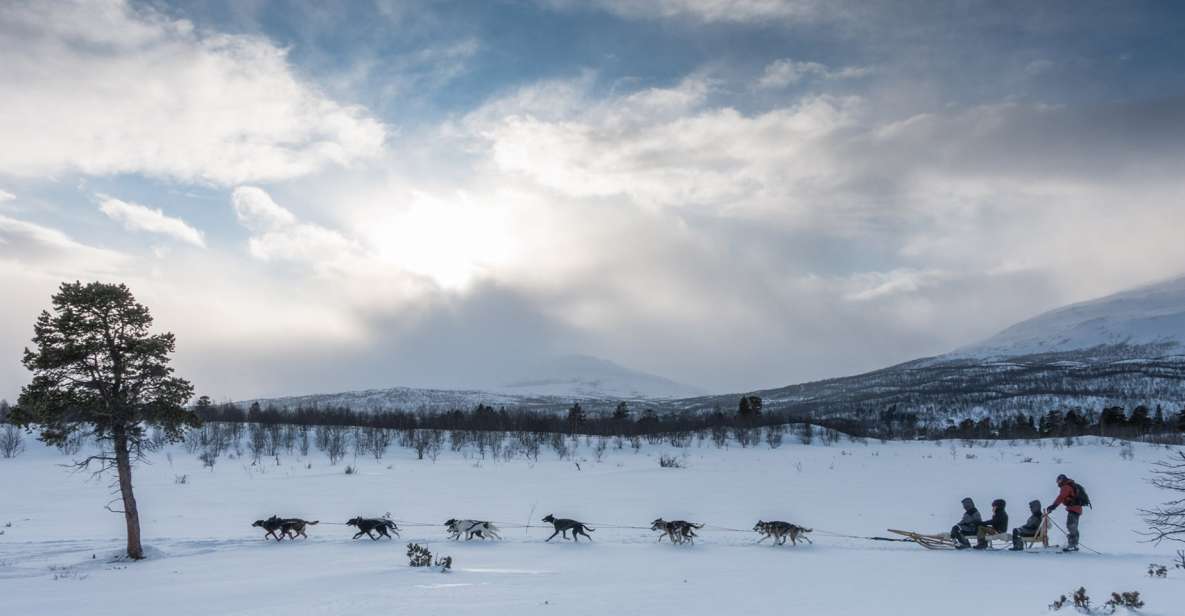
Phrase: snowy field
[{"left": 2, "top": 433, "right": 1184, "bottom": 615}]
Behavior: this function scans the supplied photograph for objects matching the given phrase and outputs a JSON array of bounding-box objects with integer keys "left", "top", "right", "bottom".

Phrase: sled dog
[
  {"left": 445, "top": 519, "right": 501, "bottom": 540},
  {"left": 347, "top": 516, "right": 399, "bottom": 540},
  {"left": 651, "top": 518, "right": 704, "bottom": 545},
  {"left": 541, "top": 514, "right": 595, "bottom": 542},
  {"left": 753, "top": 520, "right": 813, "bottom": 546},
  {"left": 252, "top": 516, "right": 319, "bottom": 541}
]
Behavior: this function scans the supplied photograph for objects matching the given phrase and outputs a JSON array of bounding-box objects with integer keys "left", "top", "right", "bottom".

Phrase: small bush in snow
[
  {"left": 659, "top": 454, "right": 683, "bottom": 468},
  {"left": 1147, "top": 563, "right": 1167, "bottom": 578},
  {"left": 344, "top": 465, "right": 355, "bottom": 475},
  {"left": 407, "top": 543, "right": 432, "bottom": 567},
  {"left": 174, "top": 474, "right": 188, "bottom": 485},
  {"left": 408, "top": 543, "right": 451, "bottom": 571},
  {"left": 1104, "top": 591, "right": 1143, "bottom": 611},
  {"left": 1049, "top": 587, "right": 1145, "bottom": 614}
]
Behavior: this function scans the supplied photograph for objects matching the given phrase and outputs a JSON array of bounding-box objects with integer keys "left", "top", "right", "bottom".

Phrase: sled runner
[{"left": 886, "top": 529, "right": 960, "bottom": 550}]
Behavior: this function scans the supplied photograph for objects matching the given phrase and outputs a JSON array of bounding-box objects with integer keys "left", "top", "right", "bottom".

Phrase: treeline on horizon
[{"left": 185, "top": 395, "right": 1185, "bottom": 443}]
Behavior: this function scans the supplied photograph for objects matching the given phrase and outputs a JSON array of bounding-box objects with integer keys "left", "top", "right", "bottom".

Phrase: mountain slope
[
  {"left": 679, "top": 275, "right": 1185, "bottom": 420},
  {"left": 951, "top": 275, "right": 1185, "bottom": 359}
]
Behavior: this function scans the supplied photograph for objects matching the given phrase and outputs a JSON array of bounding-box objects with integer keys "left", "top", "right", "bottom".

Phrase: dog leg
[{"left": 546, "top": 530, "right": 560, "bottom": 542}]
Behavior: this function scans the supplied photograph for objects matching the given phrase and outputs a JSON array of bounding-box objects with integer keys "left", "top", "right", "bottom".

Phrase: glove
[{"left": 1045, "top": 506, "right": 1054, "bottom": 514}]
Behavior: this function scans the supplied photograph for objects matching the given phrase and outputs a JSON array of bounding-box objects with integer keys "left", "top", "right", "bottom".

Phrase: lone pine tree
[{"left": 12, "top": 282, "right": 197, "bottom": 560}]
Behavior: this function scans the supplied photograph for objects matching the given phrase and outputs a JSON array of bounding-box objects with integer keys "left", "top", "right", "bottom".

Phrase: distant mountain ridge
[
  {"left": 677, "top": 275, "right": 1185, "bottom": 421},
  {"left": 242, "top": 276, "right": 1185, "bottom": 420},
  {"left": 239, "top": 354, "right": 701, "bottom": 411}
]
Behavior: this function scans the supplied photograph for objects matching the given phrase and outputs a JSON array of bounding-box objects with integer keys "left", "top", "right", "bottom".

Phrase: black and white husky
[
  {"left": 651, "top": 518, "right": 703, "bottom": 545},
  {"left": 753, "top": 520, "right": 813, "bottom": 546},
  {"left": 445, "top": 519, "right": 501, "bottom": 540}
]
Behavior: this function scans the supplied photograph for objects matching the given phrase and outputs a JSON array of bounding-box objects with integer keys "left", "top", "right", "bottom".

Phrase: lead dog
[
  {"left": 445, "top": 519, "right": 501, "bottom": 541},
  {"left": 651, "top": 518, "right": 703, "bottom": 545},
  {"left": 347, "top": 516, "right": 399, "bottom": 540},
  {"left": 753, "top": 520, "right": 813, "bottom": 546},
  {"left": 541, "top": 514, "right": 595, "bottom": 542},
  {"left": 251, "top": 515, "right": 318, "bottom": 541},
  {"left": 252, "top": 516, "right": 287, "bottom": 541}
]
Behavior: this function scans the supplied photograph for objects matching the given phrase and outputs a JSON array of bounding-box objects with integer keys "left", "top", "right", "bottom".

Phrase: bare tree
[
  {"left": 1, "top": 424, "right": 24, "bottom": 458},
  {"left": 247, "top": 423, "right": 267, "bottom": 464},
  {"left": 1142, "top": 450, "right": 1185, "bottom": 544},
  {"left": 318, "top": 425, "right": 348, "bottom": 465}
]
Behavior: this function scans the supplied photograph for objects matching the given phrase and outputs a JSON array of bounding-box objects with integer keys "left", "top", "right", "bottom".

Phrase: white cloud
[
  {"left": 0, "top": 1, "right": 386, "bottom": 185},
  {"left": 98, "top": 196, "right": 206, "bottom": 247},
  {"left": 543, "top": 0, "right": 831, "bottom": 23},
  {"left": 465, "top": 76, "right": 862, "bottom": 222},
  {"left": 232, "top": 186, "right": 298, "bottom": 232},
  {"left": 844, "top": 269, "right": 951, "bottom": 302},
  {"left": 230, "top": 187, "right": 360, "bottom": 269},
  {"left": 0, "top": 189, "right": 13, "bottom": 202},
  {"left": 757, "top": 59, "right": 872, "bottom": 89},
  {"left": 0, "top": 214, "right": 128, "bottom": 275}
]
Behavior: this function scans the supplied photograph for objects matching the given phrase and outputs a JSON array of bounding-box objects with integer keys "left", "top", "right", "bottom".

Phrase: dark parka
[
  {"left": 985, "top": 499, "right": 1009, "bottom": 533},
  {"left": 955, "top": 497, "right": 983, "bottom": 534},
  {"left": 1016, "top": 500, "right": 1043, "bottom": 536}
]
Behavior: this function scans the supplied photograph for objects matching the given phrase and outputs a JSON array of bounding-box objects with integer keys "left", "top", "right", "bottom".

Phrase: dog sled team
[
  {"left": 250, "top": 513, "right": 813, "bottom": 547},
  {"left": 250, "top": 473, "right": 1087, "bottom": 554},
  {"left": 890, "top": 473, "right": 1090, "bottom": 553}
]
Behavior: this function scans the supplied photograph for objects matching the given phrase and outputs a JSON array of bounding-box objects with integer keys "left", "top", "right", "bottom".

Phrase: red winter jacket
[{"left": 1050, "top": 479, "right": 1084, "bottom": 514}]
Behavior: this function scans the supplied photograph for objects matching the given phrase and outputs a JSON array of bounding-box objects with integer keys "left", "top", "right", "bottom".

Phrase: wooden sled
[
  {"left": 887, "top": 529, "right": 959, "bottom": 550},
  {"left": 1019, "top": 516, "right": 1051, "bottom": 550},
  {"left": 888, "top": 516, "right": 1051, "bottom": 551}
]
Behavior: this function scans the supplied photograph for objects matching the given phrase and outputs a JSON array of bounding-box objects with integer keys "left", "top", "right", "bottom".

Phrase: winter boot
[{"left": 1061, "top": 545, "right": 1078, "bottom": 553}]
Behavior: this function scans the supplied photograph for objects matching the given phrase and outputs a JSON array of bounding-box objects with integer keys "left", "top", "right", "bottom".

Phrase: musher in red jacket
[{"left": 1046, "top": 473, "right": 1083, "bottom": 552}]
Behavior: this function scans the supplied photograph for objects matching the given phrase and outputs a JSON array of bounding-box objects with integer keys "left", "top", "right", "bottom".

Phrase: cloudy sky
[{"left": 2, "top": 0, "right": 1184, "bottom": 401}]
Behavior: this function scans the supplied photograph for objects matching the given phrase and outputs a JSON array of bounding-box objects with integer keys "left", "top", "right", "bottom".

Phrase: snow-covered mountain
[
  {"left": 243, "top": 277, "right": 1185, "bottom": 418},
  {"left": 950, "top": 275, "right": 1185, "bottom": 359},
  {"left": 678, "top": 275, "right": 1185, "bottom": 420},
  {"left": 492, "top": 354, "right": 703, "bottom": 399},
  {"left": 240, "top": 354, "right": 700, "bottom": 412}
]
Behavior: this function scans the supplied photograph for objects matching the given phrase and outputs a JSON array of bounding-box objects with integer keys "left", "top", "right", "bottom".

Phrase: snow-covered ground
[{"left": 2, "top": 433, "right": 1184, "bottom": 615}]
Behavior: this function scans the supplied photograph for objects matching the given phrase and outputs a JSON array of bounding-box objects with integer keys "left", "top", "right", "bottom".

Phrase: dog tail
[
  {"left": 691, "top": 523, "right": 704, "bottom": 528},
  {"left": 308, "top": 521, "right": 319, "bottom": 525},
  {"left": 586, "top": 526, "right": 596, "bottom": 532}
]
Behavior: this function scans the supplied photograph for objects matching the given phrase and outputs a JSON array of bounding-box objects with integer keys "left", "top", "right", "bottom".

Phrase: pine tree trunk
[{"left": 114, "top": 428, "right": 144, "bottom": 560}]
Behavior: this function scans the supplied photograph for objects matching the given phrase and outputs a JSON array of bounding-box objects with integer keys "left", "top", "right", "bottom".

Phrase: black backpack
[{"left": 1070, "top": 481, "right": 1092, "bottom": 508}]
